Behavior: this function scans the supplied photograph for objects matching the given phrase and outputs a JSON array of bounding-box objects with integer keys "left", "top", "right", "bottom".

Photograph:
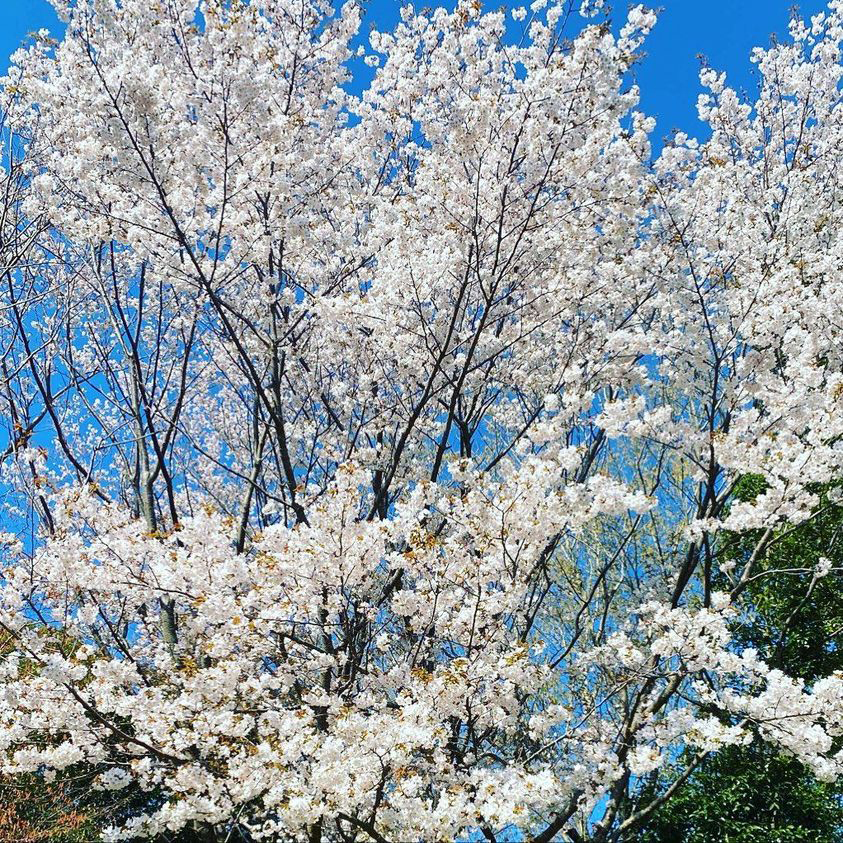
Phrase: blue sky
[{"left": 0, "top": 0, "right": 829, "bottom": 142}]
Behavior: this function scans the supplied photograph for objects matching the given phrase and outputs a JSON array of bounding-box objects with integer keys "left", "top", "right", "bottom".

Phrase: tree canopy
[{"left": 1, "top": 0, "right": 843, "bottom": 840}]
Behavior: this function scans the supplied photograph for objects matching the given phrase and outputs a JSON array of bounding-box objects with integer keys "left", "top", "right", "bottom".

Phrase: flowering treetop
[{"left": 1, "top": 0, "right": 843, "bottom": 840}]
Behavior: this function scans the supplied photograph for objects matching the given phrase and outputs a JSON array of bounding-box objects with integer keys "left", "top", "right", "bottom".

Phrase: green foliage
[
  {"left": 721, "top": 476, "right": 843, "bottom": 681},
  {"left": 0, "top": 767, "right": 118, "bottom": 842},
  {"left": 636, "top": 740, "right": 843, "bottom": 843},
  {"left": 0, "top": 768, "right": 244, "bottom": 842},
  {"left": 637, "top": 477, "right": 843, "bottom": 842}
]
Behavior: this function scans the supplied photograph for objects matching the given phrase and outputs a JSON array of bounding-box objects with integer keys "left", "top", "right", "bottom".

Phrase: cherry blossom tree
[{"left": 1, "top": 0, "right": 843, "bottom": 840}]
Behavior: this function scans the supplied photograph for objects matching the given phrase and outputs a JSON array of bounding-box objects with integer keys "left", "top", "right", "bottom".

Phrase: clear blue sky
[{"left": 0, "top": 0, "right": 829, "bottom": 142}]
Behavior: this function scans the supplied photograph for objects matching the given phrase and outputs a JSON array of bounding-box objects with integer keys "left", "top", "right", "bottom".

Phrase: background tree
[{"left": 638, "top": 477, "right": 843, "bottom": 843}]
